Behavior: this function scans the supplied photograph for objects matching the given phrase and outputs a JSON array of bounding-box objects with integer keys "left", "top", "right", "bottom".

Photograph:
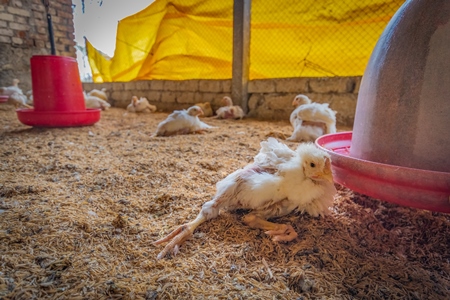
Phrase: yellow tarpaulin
[{"left": 86, "top": 0, "right": 404, "bottom": 82}]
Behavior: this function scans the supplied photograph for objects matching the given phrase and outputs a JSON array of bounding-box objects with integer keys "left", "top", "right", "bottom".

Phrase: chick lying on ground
[
  {"left": 154, "top": 105, "right": 214, "bottom": 136},
  {"left": 0, "top": 79, "right": 23, "bottom": 96},
  {"left": 1, "top": 80, "right": 32, "bottom": 108},
  {"left": 7, "top": 92, "right": 32, "bottom": 109},
  {"left": 87, "top": 88, "right": 108, "bottom": 101},
  {"left": 154, "top": 137, "right": 336, "bottom": 259},
  {"left": 127, "top": 96, "right": 139, "bottom": 112},
  {"left": 215, "top": 96, "right": 245, "bottom": 120},
  {"left": 127, "top": 96, "right": 156, "bottom": 113},
  {"left": 84, "top": 93, "right": 111, "bottom": 110}
]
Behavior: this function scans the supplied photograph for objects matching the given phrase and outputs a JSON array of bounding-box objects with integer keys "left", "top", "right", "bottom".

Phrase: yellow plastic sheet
[{"left": 86, "top": 0, "right": 404, "bottom": 82}]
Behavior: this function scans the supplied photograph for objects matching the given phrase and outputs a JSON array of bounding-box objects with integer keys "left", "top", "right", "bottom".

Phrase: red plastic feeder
[
  {"left": 16, "top": 55, "right": 100, "bottom": 127},
  {"left": 0, "top": 95, "right": 8, "bottom": 103},
  {"left": 316, "top": 0, "right": 450, "bottom": 213}
]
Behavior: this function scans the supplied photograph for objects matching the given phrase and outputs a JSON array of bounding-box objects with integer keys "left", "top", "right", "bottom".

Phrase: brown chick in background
[{"left": 195, "top": 102, "right": 213, "bottom": 117}]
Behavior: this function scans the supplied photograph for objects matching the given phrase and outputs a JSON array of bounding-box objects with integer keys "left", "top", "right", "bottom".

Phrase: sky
[{"left": 72, "top": 0, "right": 154, "bottom": 80}]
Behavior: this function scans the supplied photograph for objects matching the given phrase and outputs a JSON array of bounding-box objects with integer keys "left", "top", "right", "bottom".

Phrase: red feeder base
[
  {"left": 16, "top": 108, "right": 101, "bottom": 127},
  {"left": 0, "top": 95, "right": 8, "bottom": 103},
  {"left": 316, "top": 132, "right": 450, "bottom": 213}
]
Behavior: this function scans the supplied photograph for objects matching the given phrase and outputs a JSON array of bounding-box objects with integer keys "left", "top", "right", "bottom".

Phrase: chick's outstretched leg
[
  {"left": 242, "top": 214, "right": 298, "bottom": 242},
  {"left": 154, "top": 212, "right": 207, "bottom": 259},
  {"left": 154, "top": 196, "right": 226, "bottom": 259}
]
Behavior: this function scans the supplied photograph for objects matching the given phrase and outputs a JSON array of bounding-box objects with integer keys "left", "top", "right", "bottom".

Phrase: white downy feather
[
  {"left": 215, "top": 96, "right": 245, "bottom": 119},
  {"left": 87, "top": 88, "right": 108, "bottom": 101},
  {"left": 84, "top": 94, "right": 111, "bottom": 110},
  {"left": 203, "top": 138, "right": 336, "bottom": 218},
  {"left": 295, "top": 102, "right": 337, "bottom": 134}
]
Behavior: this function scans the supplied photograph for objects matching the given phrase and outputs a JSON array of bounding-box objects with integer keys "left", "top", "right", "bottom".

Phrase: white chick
[
  {"left": 154, "top": 137, "right": 336, "bottom": 259},
  {"left": 87, "top": 88, "right": 108, "bottom": 101},
  {"left": 26, "top": 90, "right": 33, "bottom": 105},
  {"left": 288, "top": 94, "right": 336, "bottom": 142},
  {"left": 126, "top": 96, "right": 139, "bottom": 112},
  {"left": 215, "top": 96, "right": 245, "bottom": 119},
  {"left": 127, "top": 96, "right": 157, "bottom": 113},
  {"left": 0, "top": 79, "right": 23, "bottom": 96},
  {"left": 295, "top": 102, "right": 337, "bottom": 134},
  {"left": 7, "top": 92, "right": 32, "bottom": 109},
  {"left": 287, "top": 123, "right": 325, "bottom": 142},
  {"left": 137, "top": 97, "right": 156, "bottom": 113},
  {"left": 136, "top": 96, "right": 156, "bottom": 113},
  {"left": 290, "top": 94, "right": 312, "bottom": 126},
  {"left": 195, "top": 102, "right": 213, "bottom": 117},
  {"left": 155, "top": 105, "right": 215, "bottom": 136},
  {"left": 84, "top": 94, "right": 111, "bottom": 110}
]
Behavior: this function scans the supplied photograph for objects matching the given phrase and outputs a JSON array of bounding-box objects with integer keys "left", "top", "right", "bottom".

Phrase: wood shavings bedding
[{"left": 0, "top": 106, "right": 449, "bottom": 299}]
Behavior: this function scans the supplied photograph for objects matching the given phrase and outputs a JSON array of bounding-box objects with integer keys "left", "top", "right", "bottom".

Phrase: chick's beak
[
  {"left": 311, "top": 158, "right": 334, "bottom": 183},
  {"left": 311, "top": 170, "right": 334, "bottom": 183}
]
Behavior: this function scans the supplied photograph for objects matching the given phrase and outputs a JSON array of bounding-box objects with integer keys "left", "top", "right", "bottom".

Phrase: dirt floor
[{"left": 0, "top": 106, "right": 449, "bottom": 300}]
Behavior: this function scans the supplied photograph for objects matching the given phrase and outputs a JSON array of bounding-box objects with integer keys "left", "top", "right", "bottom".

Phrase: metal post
[
  {"left": 43, "top": 0, "right": 56, "bottom": 55},
  {"left": 231, "top": 0, "right": 251, "bottom": 113}
]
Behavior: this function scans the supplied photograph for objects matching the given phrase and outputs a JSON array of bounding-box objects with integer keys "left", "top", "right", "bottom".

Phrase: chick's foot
[
  {"left": 153, "top": 213, "right": 207, "bottom": 259},
  {"left": 153, "top": 224, "right": 194, "bottom": 259},
  {"left": 242, "top": 214, "right": 298, "bottom": 242},
  {"left": 265, "top": 224, "right": 298, "bottom": 242}
]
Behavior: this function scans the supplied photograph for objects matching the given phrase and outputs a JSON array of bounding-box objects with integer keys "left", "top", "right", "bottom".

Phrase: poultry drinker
[
  {"left": 16, "top": 1, "right": 100, "bottom": 127},
  {"left": 316, "top": 0, "right": 450, "bottom": 213}
]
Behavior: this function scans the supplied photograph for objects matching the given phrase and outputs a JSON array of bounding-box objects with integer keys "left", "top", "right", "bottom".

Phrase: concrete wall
[
  {"left": 0, "top": 0, "right": 76, "bottom": 92},
  {"left": 82, "top": 76, "right": 361, "bottom": 127}
]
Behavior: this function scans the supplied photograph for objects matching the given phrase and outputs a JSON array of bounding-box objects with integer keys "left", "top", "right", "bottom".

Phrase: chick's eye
[{"left": 310, "top": 162, "right": 316, "bottom": 168}]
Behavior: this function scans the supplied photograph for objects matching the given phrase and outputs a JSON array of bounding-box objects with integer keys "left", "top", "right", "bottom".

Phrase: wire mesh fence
[
  {"left": 248, "top": 0, "right": 406, "bottom": 78},
  {"left": 82, "top": 0, "right": 406, "bottom": 82}
]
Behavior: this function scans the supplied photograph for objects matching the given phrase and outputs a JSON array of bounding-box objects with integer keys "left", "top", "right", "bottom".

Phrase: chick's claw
[{"left": 154, "top": 224, "right": 194, "bottom": 260}]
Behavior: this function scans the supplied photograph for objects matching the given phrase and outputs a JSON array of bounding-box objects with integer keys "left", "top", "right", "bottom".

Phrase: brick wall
[
  {"left": 0, "top": 0, "right": 75, "bottom": 92},
  {"left": 82, "top": 77, "right": 361, "bottom": 127}
]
